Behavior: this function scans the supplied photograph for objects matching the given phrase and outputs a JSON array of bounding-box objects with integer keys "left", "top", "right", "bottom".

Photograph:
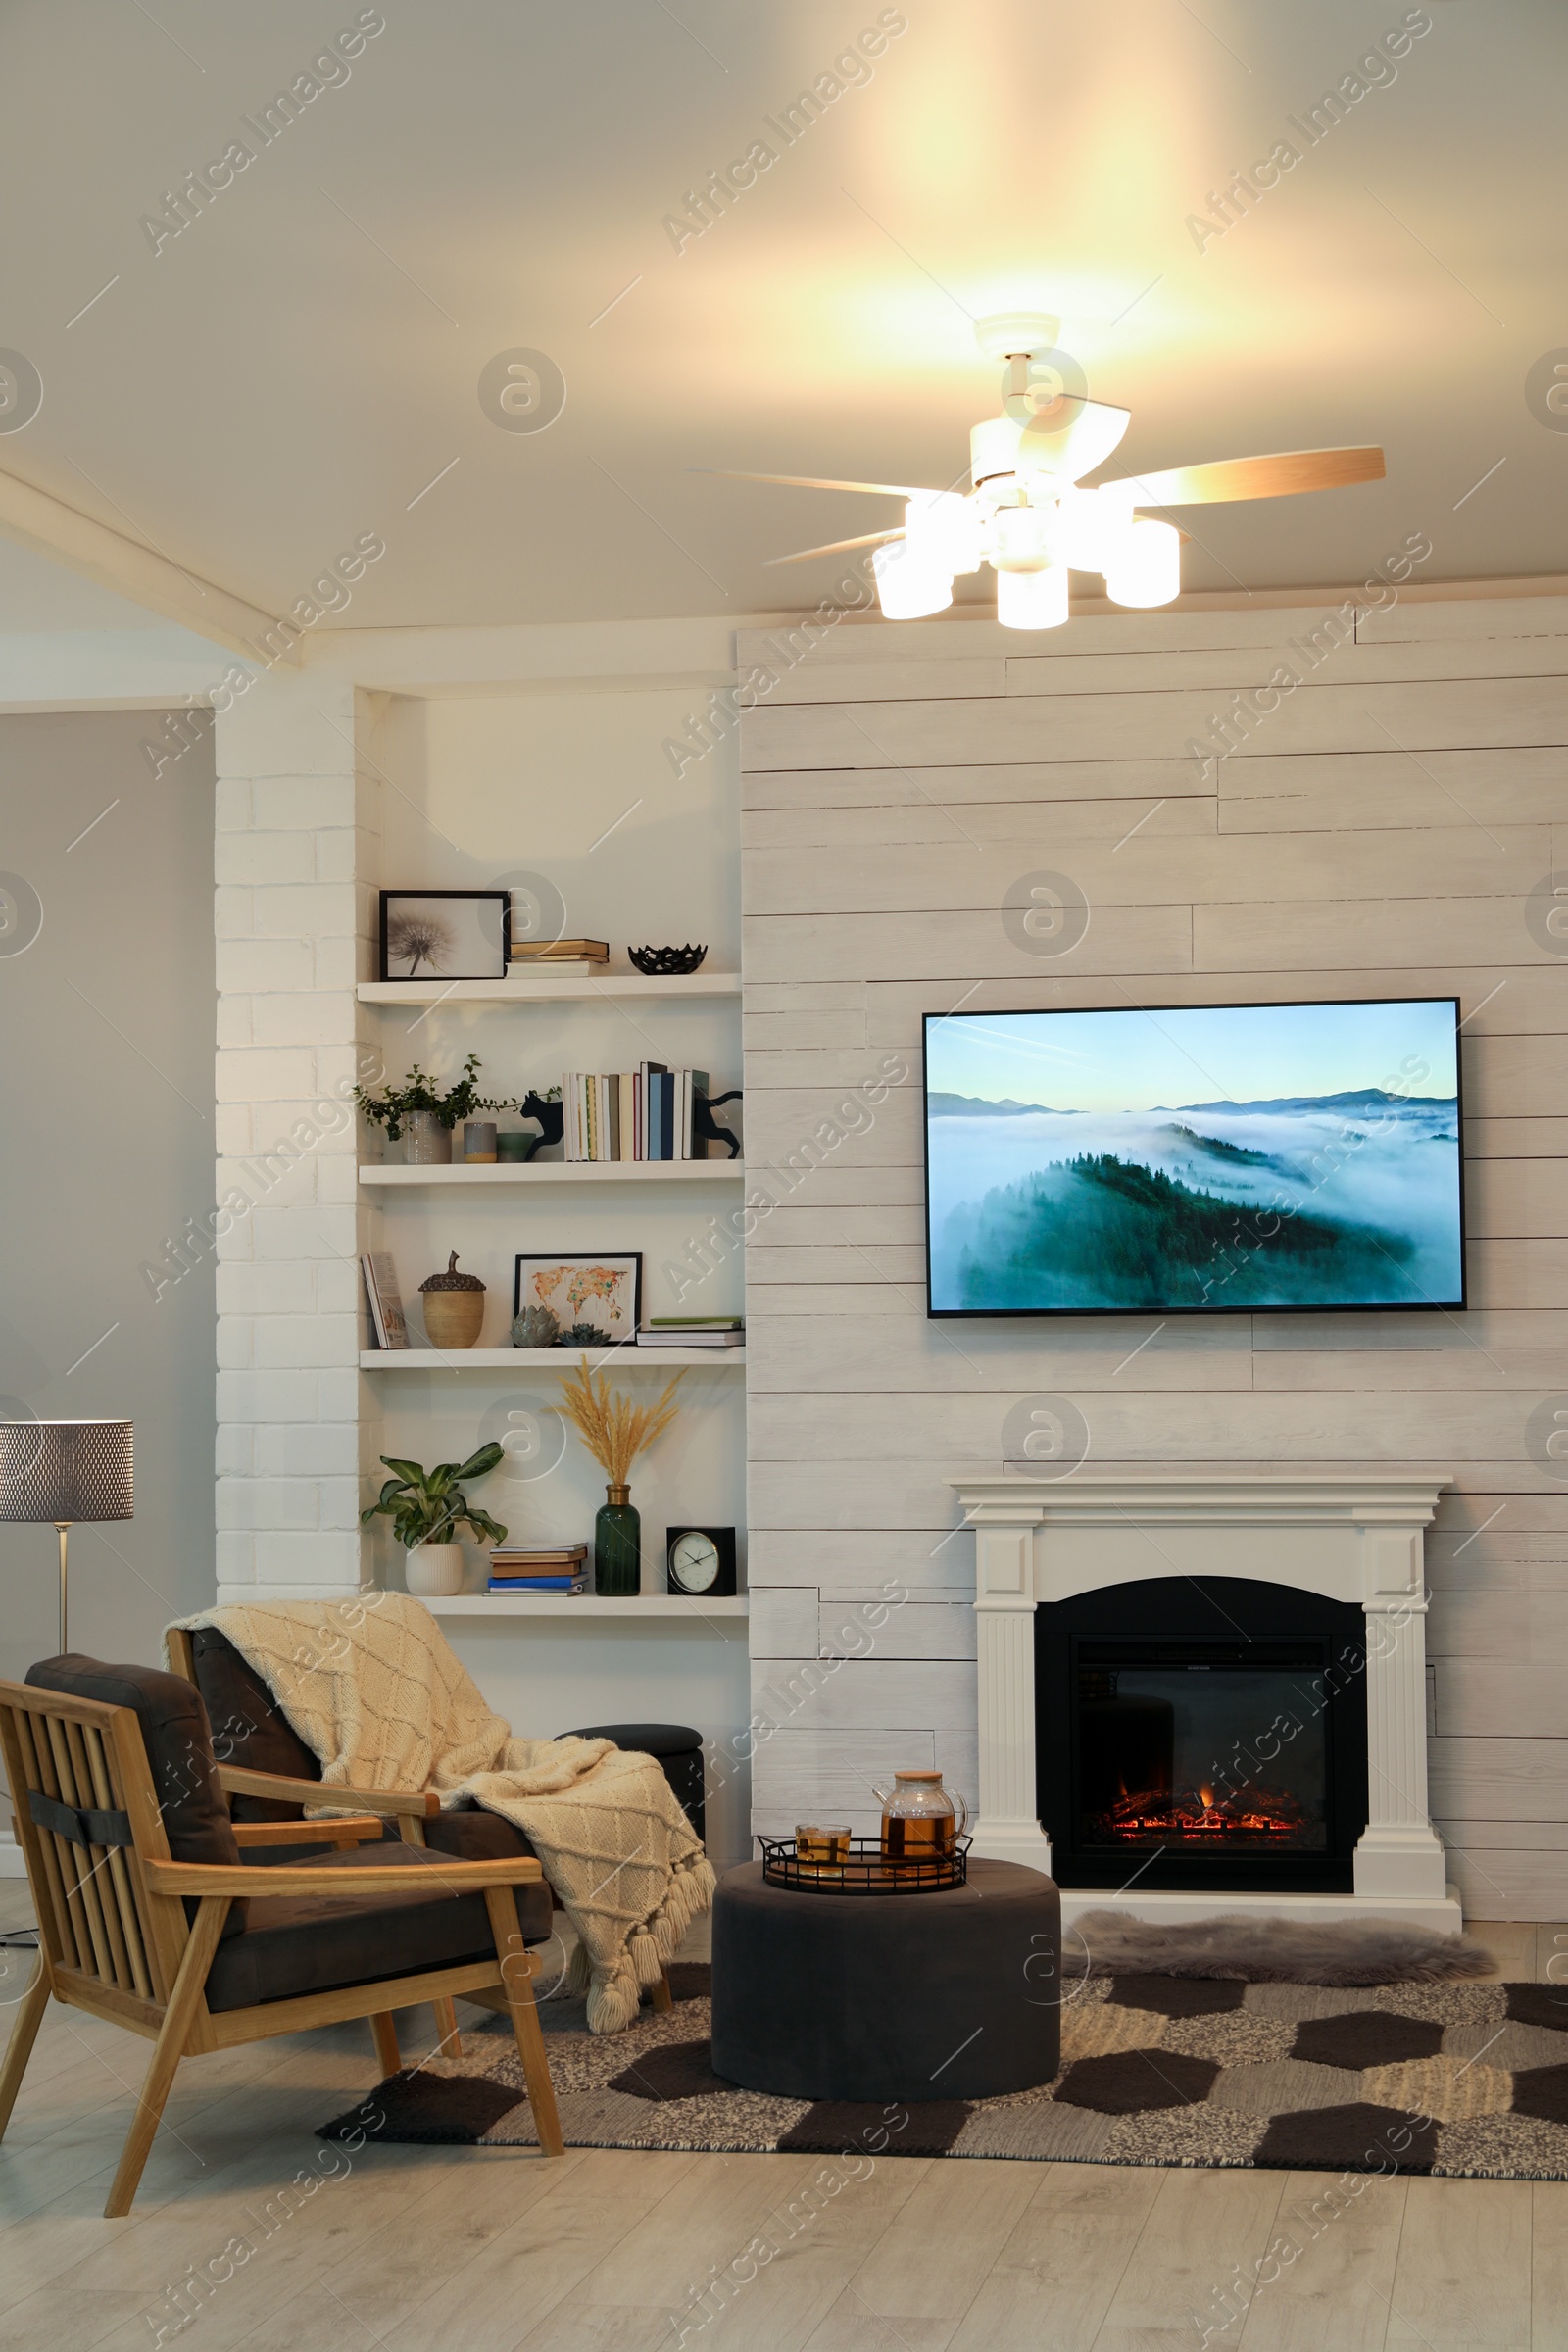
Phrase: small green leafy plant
[
  {"left": 360, "top": 1444, "right": 508, "bottom": 1549},
  {"left": 353, "top": 1054, "right": 515, "bottom": 1143}
]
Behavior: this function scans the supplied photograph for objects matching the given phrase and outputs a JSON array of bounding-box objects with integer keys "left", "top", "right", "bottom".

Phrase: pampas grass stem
[{"left": 556, "top": 1357, "right": 684, "bottom": 1484}]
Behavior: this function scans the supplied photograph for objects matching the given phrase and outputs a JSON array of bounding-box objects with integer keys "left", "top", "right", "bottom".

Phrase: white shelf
[
  {"left": 423, "top": 1593, "right": 748, "bottom": 1619},
  {"left": 361, "top": 1160, "right": 745, "bottom": 1186},
  {"left": 361, "top": 1348, "right": 744, "bottom": 1369},
  {"left": 358, "top": 973, "right": 740, "bottom": 1004}
]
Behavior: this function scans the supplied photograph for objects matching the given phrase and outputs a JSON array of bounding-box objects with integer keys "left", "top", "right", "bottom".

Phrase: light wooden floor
[{"left": 2, "top": 1881, "right": 1567, "bottom": 2351}]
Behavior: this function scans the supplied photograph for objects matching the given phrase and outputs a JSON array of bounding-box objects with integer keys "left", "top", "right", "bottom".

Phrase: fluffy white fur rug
[{"left": 1073, "top": 1908, "right": 1496, "bottom": 1984}]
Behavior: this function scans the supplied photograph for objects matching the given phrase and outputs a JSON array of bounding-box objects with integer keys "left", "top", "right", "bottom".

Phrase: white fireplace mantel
[{"left": 947, "top": 1467, "right": 1460, "bottom": 1932}]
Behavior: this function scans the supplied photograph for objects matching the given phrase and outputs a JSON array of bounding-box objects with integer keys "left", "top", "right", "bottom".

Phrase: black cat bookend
[
  {"left": 520, "top": 1090, "right": 565, "bottom": 1146},
  {"left": 519, "top": 1086, "right": 741, "bottom": 1156},
  {"left": 695, "top": 1088, "right": 742, "bottom": 1158}
]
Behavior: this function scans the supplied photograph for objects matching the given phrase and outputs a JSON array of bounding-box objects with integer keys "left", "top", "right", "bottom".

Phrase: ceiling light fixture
[
  {"left": 712, "top": 315, "right": 1386, "bottom": 632},
  {"left": 996, "top": 564, "right": 1069, "bottom": 631},
  {"left": 871, "top": 538, "right": 952, "bottom": 619},
  {"left": 1103, "top": 516, "right": 1182, "bottom": 609}
]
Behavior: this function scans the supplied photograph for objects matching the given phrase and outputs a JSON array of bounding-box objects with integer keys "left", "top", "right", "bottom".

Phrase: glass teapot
[{"left": 872, "top": 1769, "right": 969, "bottom": 1861}]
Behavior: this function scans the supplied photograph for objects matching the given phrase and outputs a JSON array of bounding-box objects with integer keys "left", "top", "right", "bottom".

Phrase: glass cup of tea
[{"left": 795, "top": 1823, "right": 852, "bottom": 1873}]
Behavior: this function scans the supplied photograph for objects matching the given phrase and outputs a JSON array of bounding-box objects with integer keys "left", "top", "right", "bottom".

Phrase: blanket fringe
[{"left": 579, "top": 1851, "right": 717, "bottom": 2034}]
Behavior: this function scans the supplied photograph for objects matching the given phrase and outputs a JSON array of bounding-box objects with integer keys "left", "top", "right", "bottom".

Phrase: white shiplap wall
[{"left": 737, "top": 593, "right": 1568, "bottom": 1920}]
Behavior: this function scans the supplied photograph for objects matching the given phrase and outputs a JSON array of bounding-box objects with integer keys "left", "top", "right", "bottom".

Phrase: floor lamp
[{"left": 0, "top": 1421, "right": 133, "bottom": 1655}]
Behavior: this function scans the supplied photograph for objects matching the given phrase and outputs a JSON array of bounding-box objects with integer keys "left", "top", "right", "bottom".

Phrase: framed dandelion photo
[
  {"left": 514, "top": 1252, "right": 643, "bottom": 1348},
  {"left": 379, "top": 890, "right": 510, "bottom": 982}
]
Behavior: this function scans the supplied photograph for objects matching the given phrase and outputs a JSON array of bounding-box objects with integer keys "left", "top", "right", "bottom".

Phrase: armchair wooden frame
[{"left": 0, "top": 1676, "right": 565, "bottom": 2218}]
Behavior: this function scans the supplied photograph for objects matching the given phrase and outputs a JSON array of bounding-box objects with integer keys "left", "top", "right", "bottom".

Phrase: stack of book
[
  {"left": 487, "top": 1544, "right": 588, "bottom": 1595},
  {"left": 562, "top": 1067, "right": 719, "bottom": 1161},
  {"left": 636, "top": 1315, "right": 744, "bottom": 1348},
  {"left": 511, "top": 938, "right": 609, "bottom": 979}
]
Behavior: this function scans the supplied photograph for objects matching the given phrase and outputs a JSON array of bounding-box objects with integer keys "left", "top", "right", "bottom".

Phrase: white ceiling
[{"left": 0, "top": 0, "right": 1561, "bottom": 632}]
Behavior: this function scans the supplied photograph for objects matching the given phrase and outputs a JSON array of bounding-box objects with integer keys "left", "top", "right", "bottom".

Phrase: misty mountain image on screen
[{"left": 927, "top": 1086, "right": 1463, "bottom": 1312}]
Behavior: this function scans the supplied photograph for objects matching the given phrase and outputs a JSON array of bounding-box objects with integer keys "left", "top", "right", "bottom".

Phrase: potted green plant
[
  {"left": 354, "top": 1054, "right": 516, "bottom": 1165},
  {"left": 360, "top": 1443, "right": 508, "bottom": 1596}
]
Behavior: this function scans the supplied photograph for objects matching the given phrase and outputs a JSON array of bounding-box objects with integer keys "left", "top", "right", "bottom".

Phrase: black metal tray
[{"left": 759, "top": 1834, "right": 970, "bottom": 1894}]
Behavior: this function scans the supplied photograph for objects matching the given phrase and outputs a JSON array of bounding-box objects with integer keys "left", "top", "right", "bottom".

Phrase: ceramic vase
[
  {"left": 406, "top": 1542, "right": 464, "bottom": 1597},
  {"left": 402, "top": 1111, "right": 451, "bottom": 1165}
]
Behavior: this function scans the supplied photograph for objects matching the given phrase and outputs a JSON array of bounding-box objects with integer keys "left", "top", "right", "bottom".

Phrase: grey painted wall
[{"left": 0, "top": 709, "right": 216, "bottom": 1677}]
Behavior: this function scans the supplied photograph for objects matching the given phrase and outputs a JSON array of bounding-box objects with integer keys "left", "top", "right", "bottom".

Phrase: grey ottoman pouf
[{"left": 710, "top": 1858, "right": 1060, "bottom": 2103}]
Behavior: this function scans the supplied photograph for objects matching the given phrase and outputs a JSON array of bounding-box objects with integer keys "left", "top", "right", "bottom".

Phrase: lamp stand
[{"left": 55, "top": 1521, "right": 71, "bottom": 1656}]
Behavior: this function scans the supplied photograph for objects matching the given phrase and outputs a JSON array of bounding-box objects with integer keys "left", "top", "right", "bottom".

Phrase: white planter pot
[{"left": 406, "top": 1543, "right": 464, "bottom": 1597}]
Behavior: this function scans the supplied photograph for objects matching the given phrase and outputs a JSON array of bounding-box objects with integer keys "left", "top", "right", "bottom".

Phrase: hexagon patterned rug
[{"left": 318, "top": 1963, "right": 1568, "bottom": 2179}]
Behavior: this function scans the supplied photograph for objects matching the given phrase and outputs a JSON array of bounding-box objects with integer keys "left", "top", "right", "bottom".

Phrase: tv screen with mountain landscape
[{"left": 924, "top": 997, "right": 1464, "bottom": 1316}]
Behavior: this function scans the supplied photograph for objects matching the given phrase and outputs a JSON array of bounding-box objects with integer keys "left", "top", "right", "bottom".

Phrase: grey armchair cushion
[
  {"left": 25, "top": 1655, "right": 248, "bottom": 1937},
  {"left": 424, "top": 1808, "right": 538, "bottom": 1861},
  {"left": 187, "top": 1625, "right": 320, "bottom": 1815},
  {"left": 203, "top": 1841, "right": 553, "bottom": 2012}
]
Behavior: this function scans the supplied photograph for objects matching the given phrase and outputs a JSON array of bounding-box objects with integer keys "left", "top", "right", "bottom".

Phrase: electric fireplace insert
[{"left": 1036, "top": 1575, "right": 1369, "bottom": 1893}]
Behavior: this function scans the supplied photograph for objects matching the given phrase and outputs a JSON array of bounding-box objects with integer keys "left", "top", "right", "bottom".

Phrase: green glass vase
[{"left": 595, "top": 1482, "right": 641, "bottom": 1596}]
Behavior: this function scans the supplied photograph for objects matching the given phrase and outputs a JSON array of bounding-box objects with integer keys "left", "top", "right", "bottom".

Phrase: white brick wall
[{"left": 212, "top": 676, "right": 381, "bottom": 1602}]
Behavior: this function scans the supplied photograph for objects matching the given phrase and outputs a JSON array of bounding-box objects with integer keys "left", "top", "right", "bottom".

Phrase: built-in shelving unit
[
  {"left": 361, "top": 1348, "right": 744, "bottom": 1370},
  {"left": 358, "top": 972, "right": 740, "bottom": 1005},
  {"left": 423, "top": 1593, "right": 748, "bottom": 1619},
  {"left": 360, "top": 1161, "right": 745, "bottom": 1187},
  {"left": 359, "top": 934, "right": 747, "bottom": 1645}
]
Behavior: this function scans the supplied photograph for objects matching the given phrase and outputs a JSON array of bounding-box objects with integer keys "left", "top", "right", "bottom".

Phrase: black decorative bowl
[{"left": 628, "top": 944, "right": 708, "bottom": 977}]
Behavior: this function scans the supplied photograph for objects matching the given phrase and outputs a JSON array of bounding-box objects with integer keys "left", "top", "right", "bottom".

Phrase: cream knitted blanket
[{"left": 167, "top": 1592, "right": 714, "bottom": 2033}]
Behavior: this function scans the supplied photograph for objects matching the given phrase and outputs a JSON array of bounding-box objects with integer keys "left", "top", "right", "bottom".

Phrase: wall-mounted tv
[{"left": 924, "top": 996, "right": 1464, "bottom": 1317}]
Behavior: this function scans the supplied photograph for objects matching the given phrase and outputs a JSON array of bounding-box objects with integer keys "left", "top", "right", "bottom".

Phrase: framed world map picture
[{"left": 514, "top": 1252, "right": 643, "bottom": 1347}]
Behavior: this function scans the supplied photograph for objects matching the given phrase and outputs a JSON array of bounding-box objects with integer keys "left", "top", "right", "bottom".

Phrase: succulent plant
[
  {"left": 512, "top": 1303, "right": 561, "bottom": 1349},
  {"left": 562, "top": 1321, "right": 613, "bottom": 1347}
]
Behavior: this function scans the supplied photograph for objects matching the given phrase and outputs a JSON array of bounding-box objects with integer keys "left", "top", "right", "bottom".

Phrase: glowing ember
[{"left": 1091, "top": 1784, "right": 1311, "bottom": 1846}]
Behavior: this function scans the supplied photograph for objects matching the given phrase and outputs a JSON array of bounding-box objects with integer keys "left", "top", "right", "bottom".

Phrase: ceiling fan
[{"left": 698, "top": 313, "right": 1385, "bottom": 629}]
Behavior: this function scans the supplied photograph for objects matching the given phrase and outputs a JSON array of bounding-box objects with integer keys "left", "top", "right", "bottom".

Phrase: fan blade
[
  {"left": 689, "top": 466, "right": 935, "bottom": 499},
  {"left": 1103, "top": 446, "right": 1386, "bottom": 507},
  {"left": 762, "top": 528, "right": 906, "bottom": 568},
  {"left": 1015, "top": 397, "right": 1132, "bottom": 482}
]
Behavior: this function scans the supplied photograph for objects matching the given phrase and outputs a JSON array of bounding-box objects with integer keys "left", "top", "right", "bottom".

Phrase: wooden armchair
[
  {"left": 167, "top": 1623, "right": 676, "bottom": 2020},
  {"left": 0, "top": 1662, "right": 564, "bottom": 2217}
]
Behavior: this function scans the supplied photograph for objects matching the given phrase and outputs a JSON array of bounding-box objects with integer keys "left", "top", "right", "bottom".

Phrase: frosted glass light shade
[
  {"left": 1058, "top": 487, "right": 1135, "bottom": 573},
  {"left": 904, "top": 492, "right": 982, "bottom": 575},
  {"left": 989, "top": 504, "right": 1054, "bottom": 572},
  {"left": 873, "top": 539, "right": 953, "bottom": 619},
  {"left": 997, "top": 564, "right": 1069, "bottom": 630},
  {"left": 1104, "top": 516, "right": 1181, "bottom": 608}
]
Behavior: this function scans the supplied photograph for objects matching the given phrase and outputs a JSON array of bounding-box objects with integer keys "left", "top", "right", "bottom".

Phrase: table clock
[{"left": 666, "top": 1526, "right": 737, "bottom": 1597}]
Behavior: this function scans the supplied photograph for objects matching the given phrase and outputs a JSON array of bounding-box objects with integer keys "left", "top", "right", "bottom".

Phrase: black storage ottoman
[
  {"left": 559, "top": 1720, "right": 705, "bottom": 1842},
  {"left": 710, "top": 1858, "right": 1060, "bottom": 2103}
]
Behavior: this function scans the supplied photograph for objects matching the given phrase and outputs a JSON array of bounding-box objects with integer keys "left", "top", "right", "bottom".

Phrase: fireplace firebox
[{"left": 1036, "top": 1576, "right": 1369, "bottom": 1893}]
